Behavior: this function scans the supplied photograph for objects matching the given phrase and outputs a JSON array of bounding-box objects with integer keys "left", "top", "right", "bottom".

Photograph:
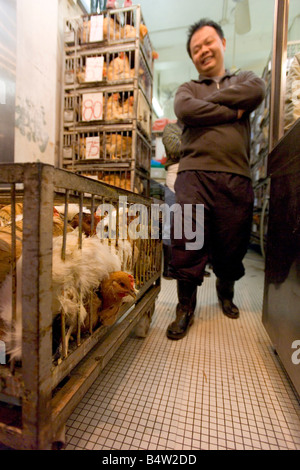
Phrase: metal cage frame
[{"left": 0, "top": 163, "right": 161, "bottom": 449}]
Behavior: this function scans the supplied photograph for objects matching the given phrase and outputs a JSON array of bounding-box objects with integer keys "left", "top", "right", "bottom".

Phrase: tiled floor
[{"left": 64, "top": 250, "right": 300, "bottom": 450}]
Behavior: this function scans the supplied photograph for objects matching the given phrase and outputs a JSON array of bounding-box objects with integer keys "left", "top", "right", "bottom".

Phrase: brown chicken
[
  {"left": 100, "top": 172, "right": 132, "bottom": 191},
  {"left": 105, "top": 93, "right": 121, "bottom": 120},
  {"left": 84, "top": 271, "right": 136, "bottom": 329},
  {"left": 107, "top": 52, "right": 132, "bottom": 81},
  {"left": 82, "top": 17, "right": 120, "bottom": 42},
  {"left": 105, "top": 94, "right": 134, "bottom": 121},
  {"left": 0, "top": 203, "right": 23, "bottom": 226},
  {"left": 105, "top": 133, "right": 132, "bottom": 159},
  {"left": 121, "top": 23, "right": 148, "bottom": 43},
  {"left": 69, "top": 212, "right": 101, "bottom": 236},
  {"left": 121, "top": 95, "right": 134, "bottom": 119}
]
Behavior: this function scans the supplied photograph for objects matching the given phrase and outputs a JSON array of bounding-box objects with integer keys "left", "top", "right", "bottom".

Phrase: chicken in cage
[{"left": 0, "top": 183, "right": 160, "bottom": 366}]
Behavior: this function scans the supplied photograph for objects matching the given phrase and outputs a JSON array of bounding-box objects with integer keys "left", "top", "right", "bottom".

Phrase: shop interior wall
[
  {"left": 14, "top": 0, "right": 83, "bottom": 166},
  {"left": 0, "top": 0, "right": 16, "bottom": 163}
]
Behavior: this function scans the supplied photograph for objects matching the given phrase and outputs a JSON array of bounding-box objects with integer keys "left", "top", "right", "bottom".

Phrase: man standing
[{"left": 167, "top": 19, "right": 265, "bottom": 340}]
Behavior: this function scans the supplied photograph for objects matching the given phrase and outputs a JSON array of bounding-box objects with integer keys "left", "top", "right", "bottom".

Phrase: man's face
[{"left": 190, "top": 26, "right": 226, "bottom": 77}]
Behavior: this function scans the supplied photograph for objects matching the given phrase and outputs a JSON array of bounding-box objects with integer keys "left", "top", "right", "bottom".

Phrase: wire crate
[
  {"left": 62, "top": 127, "right": 151, "bottom": 176},
  {"left": 73, "top": 166, "right": 150, "bottom": 195},
  {"left": 78, "top": 6, "right": 153, "bottom": 70},
  {"left": 0, "top": 163, "right": 161, "bottom": 450},
  {"left": 68, "top": 47, "right": 151, "bottom": 97},
  {"left": 63, "top": 86, "right": 151, "bottom": 138},
  {"left": 61, "top": 4, "right": 153, "bottom": 198}
]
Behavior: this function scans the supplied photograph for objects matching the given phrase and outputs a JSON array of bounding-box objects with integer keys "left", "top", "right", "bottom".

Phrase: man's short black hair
[{"left": 186, "top": 18, "right": 225, "bottom": 58}]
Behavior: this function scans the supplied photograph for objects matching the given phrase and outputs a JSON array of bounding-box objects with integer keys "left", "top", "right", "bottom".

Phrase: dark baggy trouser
[{"left": 169, "top": 170, "right": 254, "bottom": 286}]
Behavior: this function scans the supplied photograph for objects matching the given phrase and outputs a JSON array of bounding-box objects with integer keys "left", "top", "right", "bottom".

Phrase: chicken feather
[{"left": 0, "top": 233, "right": 121, "bottom": 361}]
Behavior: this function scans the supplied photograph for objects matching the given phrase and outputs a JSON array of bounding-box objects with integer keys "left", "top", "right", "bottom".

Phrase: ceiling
[{"left": 135, "top": 0, "right": 299, "bottom": 119}]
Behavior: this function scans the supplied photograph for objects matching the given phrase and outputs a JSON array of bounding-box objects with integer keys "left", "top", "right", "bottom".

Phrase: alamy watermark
[
  {"left": 95, "top": 196, "right": 204, "bottom": 250},
  {"left": 291, "top": 340, "right": 300, "bottom": 365}
]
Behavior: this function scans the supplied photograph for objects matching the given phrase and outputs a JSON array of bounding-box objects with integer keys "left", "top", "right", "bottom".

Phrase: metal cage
[
  {"left": 61, "top": 4, "right": 153, "bottom": 197},
  {"left": 0, "top": 163, "right": 161, "bottom": 449}
]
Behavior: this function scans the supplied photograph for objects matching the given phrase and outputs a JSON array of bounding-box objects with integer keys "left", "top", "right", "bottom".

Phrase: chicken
[
  {"left": 98, "top": 206, "right": 138, "bottom": 240},
  {"left": 121, "top": 24, "right": 148, "bottom": 43},
  {"left": 104, "top": 134, "right": 132, "bottom": 159},
  {"left": 82, "top": 271, "right": 136, "bottom": 331},
  {"left": 139, "top": 24, "right": 148, "bottom": 40},
  {"left": 54, "top": 204, "right": 100, "bottom": 236},
  {"left": 120, "top": 95, "right": 134, "bottom": 119},
  {"left": 69, "top": 212, "right": 101, "bottom": 236},
  {"left": 107, "top": 239, "right": 139, "bottom": 272},
  {"left": 81, "top": 290, "right": 102, "bottom": 333},
  {"left": 99, "top": 172, "right": 131, "bottom": 191},
  {"left": 103, "top": 17, "right": 120, "bottom": 41},
  {"left": 52, "top": 234, "right": 123, "bottom": 354},
  {"left": 0, "top": 207, "right": 71, "bottom": 288},
  {"left": 0, "top": 219, "right": 23, "bottom": 287},
  {"left": 105, "top": 93, "right": 121, "bottom": 120},
  {"left": 96, "top": 207, "right": 140, "bottom": 271},
  {"left": 55, "top": 271, "right": 136, "bottom": 357},
  {"left": 82, "top": 16, "right": 120, "bottom": 42},
  {"left": 53, "top": 207, "right": 74, "bottom": 237},
  {"left": 121, "top": 24, "right": 137, "bottom": 40},
  {"left": 107, "top": 52, "right": 131, "bottom": 81},
  {"left": 105, "top": 94, "right": 134, "bottom": 121},
  {"left": 0, "top": 233, "right": 122, "bottom": 361},
  {"left": 0, "top": 203, "right": 23, "bottom": 227},
  {"left": 55, "top": 203, "right": 87, "bottom": 222},
  {"left": 97, "top": 271, "right": 136, "bottom": 326}
]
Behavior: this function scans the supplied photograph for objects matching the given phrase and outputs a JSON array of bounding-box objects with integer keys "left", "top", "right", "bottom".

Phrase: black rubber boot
[
  {"left": 162, "top": 244, "right": 173, "bottom": 279},
  {"left": 166, "top": 281, "right": 197, "bottom": 340},
  {"left": 216, "top": 278, "right": 239, "bottom": 319}
]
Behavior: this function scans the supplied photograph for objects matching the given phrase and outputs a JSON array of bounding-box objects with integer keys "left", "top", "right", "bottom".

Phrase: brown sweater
[{"left": 174, "top": 70, "right": 266, "bottom": 179}]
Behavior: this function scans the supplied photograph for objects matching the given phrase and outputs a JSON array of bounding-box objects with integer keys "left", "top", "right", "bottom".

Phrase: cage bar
[{"left": 0, "top": 163, "right": 161, "bottom": 449}]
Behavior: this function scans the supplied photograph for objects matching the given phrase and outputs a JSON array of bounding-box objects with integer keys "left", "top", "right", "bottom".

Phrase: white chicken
[{"left": 0, "top": 233, "right": 122, "bottom": 361}]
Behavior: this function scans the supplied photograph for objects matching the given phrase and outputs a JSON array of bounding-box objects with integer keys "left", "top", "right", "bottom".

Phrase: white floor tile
[{"left": 64, "top": 250, "right": 300, "bottom": 450}]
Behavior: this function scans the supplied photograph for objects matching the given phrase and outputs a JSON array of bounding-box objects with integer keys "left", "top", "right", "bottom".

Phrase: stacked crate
[{"left": 61, "top": 5, "right": 153, "bottom": 196}]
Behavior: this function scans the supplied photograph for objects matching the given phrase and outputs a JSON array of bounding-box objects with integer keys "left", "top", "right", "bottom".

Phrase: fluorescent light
[{"left": 152, "top": 97, "right": 164, "bottom": 118}]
